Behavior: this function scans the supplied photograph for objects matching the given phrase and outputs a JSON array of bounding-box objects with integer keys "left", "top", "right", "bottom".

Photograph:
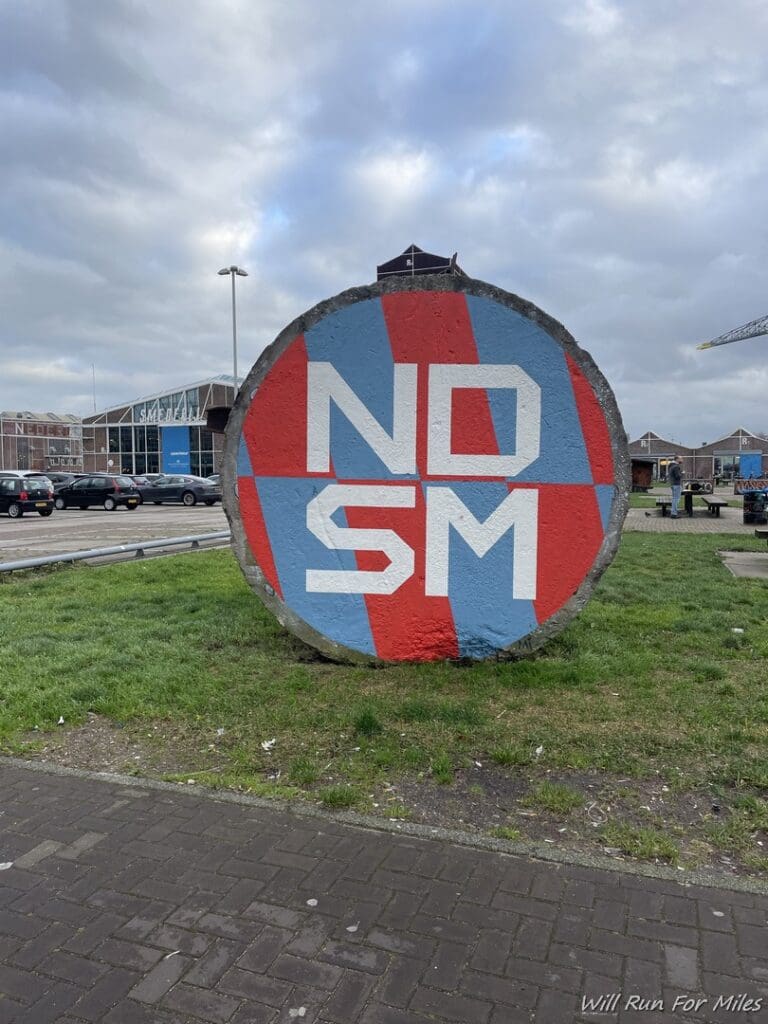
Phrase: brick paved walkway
[{"left": 1, "top": 762, "right": 766, "bottom": 1024}]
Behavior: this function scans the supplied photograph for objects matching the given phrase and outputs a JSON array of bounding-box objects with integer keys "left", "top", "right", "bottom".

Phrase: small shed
[{"left": 631, "top": 458, "right": 654, "bottom": 492}]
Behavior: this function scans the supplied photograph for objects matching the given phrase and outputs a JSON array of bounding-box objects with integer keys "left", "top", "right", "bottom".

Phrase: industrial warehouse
[{"left": 1, "top": 376, "right": 235, "bottom": 476}]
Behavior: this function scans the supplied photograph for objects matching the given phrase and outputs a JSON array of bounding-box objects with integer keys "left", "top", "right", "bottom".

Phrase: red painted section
[
  {"left": 242, "top": 336, "right": 326, "bottom": 478},
  {"left": 382, "top": 291, "right": 499, "bottom": 478},
  {"left": 451, "top": 388, "right": 500, "bottom": 455},
  {"left": 343, "top": 484, "right": 459, "bottom": 660},
  {"left": 531, "top": 484, "right": 604, "bottom": 623},
  {"left": 566, "top": 354, "right": 614, "bottom": 485},
  {"left": 237, "top": 475, "right": 283, "bottom": 599}
]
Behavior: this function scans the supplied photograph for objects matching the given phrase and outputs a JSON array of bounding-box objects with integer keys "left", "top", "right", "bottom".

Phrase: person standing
[{"left": 669, "top": 455, "right": 683, "bottom": 518}]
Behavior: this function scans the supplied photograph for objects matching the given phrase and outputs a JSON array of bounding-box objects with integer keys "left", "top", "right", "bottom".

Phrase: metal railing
[{"left": 0, "top": 531, "right": 231, "bottom": 573}]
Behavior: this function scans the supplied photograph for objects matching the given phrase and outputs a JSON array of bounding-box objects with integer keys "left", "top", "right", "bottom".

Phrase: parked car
[
  {"left": 0, "top": 470, "right": 54, "bottom": 490},
  {"left": 140, "top": 474, "right": 221, "bottom": 506},
  {"left": 27, "top": 471, "right": 86, "bottom": 492},
  {"left": 206, "top": 474, "right": 220, "bottom": 486},
  {"left": 129, "top": 475, "right": 152, "bottom": 504},
  {"left": 53, "top": 474, "right": 140, "bottom": 511},
  {"left": 0, "top": 476, "right": 54, "bottom": 517}
]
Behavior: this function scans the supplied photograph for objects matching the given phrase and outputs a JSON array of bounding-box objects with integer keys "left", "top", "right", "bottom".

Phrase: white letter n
[{"left": 307, "top": 362, "right": 417, "bottom": 474}]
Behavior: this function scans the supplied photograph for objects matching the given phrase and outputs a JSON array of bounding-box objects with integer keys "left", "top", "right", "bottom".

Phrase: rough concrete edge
[
  {"left": 221, "top": 273, "right": 631, "bottom": 665},
  {"left": 3, "top": 755, "right": 767, "bottom": 897}
]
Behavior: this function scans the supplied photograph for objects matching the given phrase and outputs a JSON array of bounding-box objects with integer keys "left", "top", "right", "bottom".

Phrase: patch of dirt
[
  {"left": 385, "top": 765, "right": 766, "bottom": 876},
  {"left": 19, "top": 714, "right": 222, "bottom": 779}
]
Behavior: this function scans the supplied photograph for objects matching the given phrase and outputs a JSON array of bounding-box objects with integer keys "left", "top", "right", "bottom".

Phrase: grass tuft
[{"left": 522, "top": 782, "right": 584, "bottom": 815}]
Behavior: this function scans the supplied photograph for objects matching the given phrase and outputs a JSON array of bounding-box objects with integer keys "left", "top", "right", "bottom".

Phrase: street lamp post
[{"left": 217, "top": 265, "right": 248, "bottom": 388}]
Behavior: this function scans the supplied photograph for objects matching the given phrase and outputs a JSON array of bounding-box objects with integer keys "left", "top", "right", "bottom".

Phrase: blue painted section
[
  {"left": 595, "top": 485, "right": 615, "bottom": 533},
  {"left": 305, "top": 298, "right": 415, "bottom": 481},
  {"left": 740, "top": 453, "right": 762, "bottom": 478},
  {"left": 162, "top": 426, "right": 191, "bottom": 473},
  {"left": 432, "top": 482, "right": 538, "bottom": 657},
  {"left": 236, "top": 435, "right": 253, "bottom": 477},
  {"left": 256, "top": 476, "right": 375, "bottom": 655},
  {"left": 465, "top": 296, "right": 592, "bottom": 484}
]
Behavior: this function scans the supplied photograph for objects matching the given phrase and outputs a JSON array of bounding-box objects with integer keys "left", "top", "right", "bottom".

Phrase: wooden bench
[
  {"left": 755, "top": 527, "right": 768, "bottom": 544},
  {"left": 702, "top": 496, "right": 728, "bottom": 517},
  {"left": 655, "top": 498, "right": 672, "bottom": 516}
]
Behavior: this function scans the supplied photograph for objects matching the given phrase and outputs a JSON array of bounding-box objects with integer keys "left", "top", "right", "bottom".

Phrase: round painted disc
[{"left": 224, "top": 276, "right": 629, "bottom": 662}]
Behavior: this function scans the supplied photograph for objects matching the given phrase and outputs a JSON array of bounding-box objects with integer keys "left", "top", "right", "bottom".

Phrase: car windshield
[
  {"left": 116, "top": 476, "right": 135, "bottom": 487},
  {"left": 25, "top": 479, "right": 51, "bottom": 492}
]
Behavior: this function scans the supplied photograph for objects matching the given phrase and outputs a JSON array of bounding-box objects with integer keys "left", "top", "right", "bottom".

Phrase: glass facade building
[{"left": 82, "top": 377, "right": 235, "bottom": 476}]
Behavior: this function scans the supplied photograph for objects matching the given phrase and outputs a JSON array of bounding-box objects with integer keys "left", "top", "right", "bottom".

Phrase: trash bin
[{"left": 742, "top": 489, "right": 768, "bottom": 524}]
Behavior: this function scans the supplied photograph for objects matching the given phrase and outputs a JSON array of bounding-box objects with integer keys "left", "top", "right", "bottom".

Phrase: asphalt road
[{"left": 0, "top": 502, "right": 229, "bottom": 565}]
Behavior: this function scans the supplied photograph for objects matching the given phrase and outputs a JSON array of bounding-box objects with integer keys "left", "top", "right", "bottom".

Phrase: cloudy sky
[{"left": 1, "top": 0, "right": 767, "bottom": 446}]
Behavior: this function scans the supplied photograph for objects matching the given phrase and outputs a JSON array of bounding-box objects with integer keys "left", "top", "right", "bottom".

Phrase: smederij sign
[{"left": 224, "top": 276, "right": 629, "bottom": 662}]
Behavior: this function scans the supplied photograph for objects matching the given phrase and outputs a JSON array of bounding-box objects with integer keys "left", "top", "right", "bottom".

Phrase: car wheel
[
  {"left": 182, "top": 491, "right": 196, "bottom": 506},
  {"left": 54, "top": 496, "right": 65, "bottom": 510},
  {"left": 7, "top": 502, "right": 22, "bottom": 519},
  {"left": 204, "top": 499, "right": 215, "bottom": 506},
  {"left": 126, "top": 504, "right": 137, "bottom": 510},
  {"left": 104, "top": 497, "right": 117, "bottom": 511},
  {"left": 38, "top": 509, "right": 53, "bottom": 517}
]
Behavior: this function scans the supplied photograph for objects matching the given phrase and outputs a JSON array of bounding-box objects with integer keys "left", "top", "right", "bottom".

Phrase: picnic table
[{"left": 656, "top": 494, "right": 729, "bottom": 517}]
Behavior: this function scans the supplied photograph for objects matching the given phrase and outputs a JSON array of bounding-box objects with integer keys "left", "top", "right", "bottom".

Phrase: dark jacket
[{"left": 669, "top": 462, "right": 682, "bottom": 486}]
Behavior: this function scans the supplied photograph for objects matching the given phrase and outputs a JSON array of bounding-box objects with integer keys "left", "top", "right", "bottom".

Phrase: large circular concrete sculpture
[{"left": 223, "top": 276, "right": 629, "bottom": 663}]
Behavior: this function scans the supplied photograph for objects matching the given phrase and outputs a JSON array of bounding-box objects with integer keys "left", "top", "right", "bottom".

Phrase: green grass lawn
[{"left": 2, "top": 534, "right": 767, "bottom": 868}]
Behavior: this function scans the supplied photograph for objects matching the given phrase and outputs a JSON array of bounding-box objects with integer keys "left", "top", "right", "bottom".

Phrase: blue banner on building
[{"left": 161, "top": 426, "right": 191, "bottom": 473}]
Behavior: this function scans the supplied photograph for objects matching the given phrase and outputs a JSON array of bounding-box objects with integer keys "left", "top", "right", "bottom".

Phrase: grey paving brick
[
  {"left": 592, "top": 898, "right": 628, "bottom": 932},
  {"left": 236, "top": 924, "right": 290, "bottom": 972},
  {"left": 128, "top": 952, "right": 192, "bottom": 1004},
  {"left": 462, "top": 968, "right": 538, "bottom": 1009},
  {"left": 9, "top": 920, "right": 73, "bottom": 968},
  {"left": 471, "top": 929, "right": 514, "bottom": 976},
  {"left": 37, "top": 949, "right": 107, "bottom": 986},
  {"left": 148, "top": 923, "right": 212, "bottom": 956},
  {"left": 162, "top": 981, "right": 241, "bottom": 1022},
  {"left": 23, "top": 979, "right": 84, "bottom": 1024},
  {"left": 270, "top": 952, "right": 343, "bottom": 990},
  {"left": 700, "top": 930, "right": 741, "bottom": 976},
  {"left": 535, "top": 988, "right": 579, "bottom": 1024},
  {"left": 218, "top": 966, "right": 292, "bottom": 1005},
  {"left": 70, "top": 967, "right": 140, "bottom": 1021},
  {"left": 664, "top": 943, "right": 700, "bottom": 990},
  {"left": 196, "top": 912, "right": 261, "bottom": 941},
  {"left": 360, "top": 1003, "right": 434, "bottom": 1024},
  {"left": 410, "top": 985, "right": 492, "bottom": 1023},
  {"left": 13, "top": 839, "right": 63, "bottom": 868},
  {"left": 242, "top": 900, "right": 304, "bottom": 929},
  {"left": 377, "top": 955, "right": 429, "bottom": 1007},
  {"left": 322, "top": 968, "right": 378, "bottom": 1022},
  {"left": 94, "top": 937, "right": 167, "bottom": 970},
  {"left": 514, "top": 916, "right": 553, "bottom": 960},
  {"left": 426, "top": 940, "right": 470, "bottom": 990},
  {"left": 319, "top": 938, "right": 390, "bottom": 974},
  {"left": 184, "top": 937, "right": 244, "bottom": 988}
]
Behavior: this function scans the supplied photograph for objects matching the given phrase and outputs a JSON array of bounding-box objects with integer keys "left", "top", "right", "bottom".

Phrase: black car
[
  {"left": 0, "top": 476, "right": 54, "bottom": 518},
  {"left": 39, "top": 472, "right": 88, "bottom": 492},
  {"left": 140, "top": 474, "right": 221, "bottom": 506},
  {"left": 53, "top": 474, "right": 140, "bottom": 511}
]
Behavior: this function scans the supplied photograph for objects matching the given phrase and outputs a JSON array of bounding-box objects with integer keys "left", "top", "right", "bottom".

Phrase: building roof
[
  {"left": 94, "top": 375, "right": 237, "bottom": 415},
  {"left": 0, "top": 411, "right": 80, "bottom": 422}
]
